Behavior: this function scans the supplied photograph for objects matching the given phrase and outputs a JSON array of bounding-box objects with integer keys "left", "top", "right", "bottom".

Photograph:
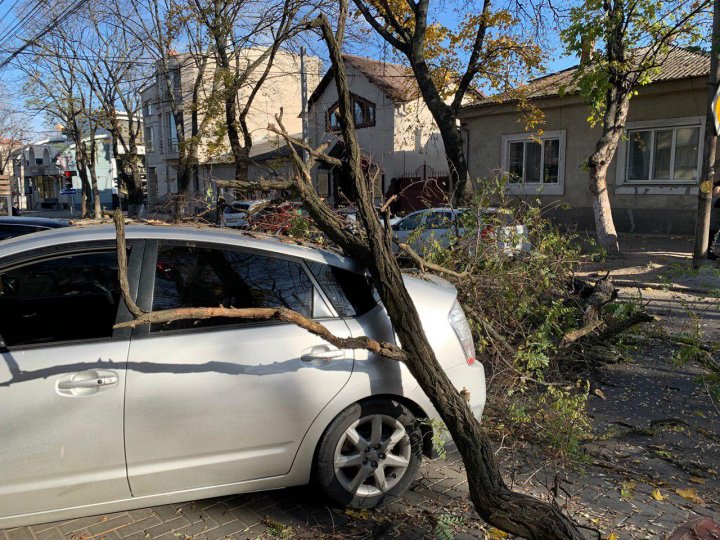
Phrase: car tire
[{"left": 314, "top": 398, "right": 423, "bottom": 508}]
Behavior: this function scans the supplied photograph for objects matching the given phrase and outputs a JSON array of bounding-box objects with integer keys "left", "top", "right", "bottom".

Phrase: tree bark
[{"left": 587, "top": 88, "right": 629, "bottom": 253}]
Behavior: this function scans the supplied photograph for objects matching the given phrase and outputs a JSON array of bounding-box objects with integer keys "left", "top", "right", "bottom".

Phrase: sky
[{"left": 0, "top": 0, "right": 580, "bottom": 143}]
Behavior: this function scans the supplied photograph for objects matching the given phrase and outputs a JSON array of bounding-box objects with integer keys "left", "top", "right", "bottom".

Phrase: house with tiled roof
[
  {"left": 460, "top": 47, "right": 710, "bottom": 234},
  {"left": 308, "top": 54, "right": 453, "bottom": 210}
]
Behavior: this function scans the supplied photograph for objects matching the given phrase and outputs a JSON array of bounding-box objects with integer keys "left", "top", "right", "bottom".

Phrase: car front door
[
  {"left": 0, "top": 241, "right": 141, "bottom": 521},
  {"left": 123, "top": 241, "right": 354, "bottom": 496}
]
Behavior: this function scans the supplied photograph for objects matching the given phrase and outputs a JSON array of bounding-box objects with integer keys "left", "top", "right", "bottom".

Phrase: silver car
[
  {"left": 0, "top": 225, "right": 485, "bottom": 528},
  {"left": 392, "top": 207, "right": 531, "bottom": 256}
]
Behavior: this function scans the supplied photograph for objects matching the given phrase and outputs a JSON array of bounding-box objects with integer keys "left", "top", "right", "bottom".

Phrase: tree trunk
[
  {"left": 75, "top": 145, "right": 91, "bottom": 218},
  {"left": 408, "top": 57, "right": 473, "bottom": 203},
  {"left": 87, "top": 160, "right": 102, "bottom": 218},
  {"left": 319, "top": 17, "right": 584, "bottom": 538},
  {"left": 587, "top": 90, "right": 629, "bottom": 253}
]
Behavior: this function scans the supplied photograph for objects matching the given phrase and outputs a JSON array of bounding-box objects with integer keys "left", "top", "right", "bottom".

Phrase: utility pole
[
  {"left": 693, "top": 0, "right": 720, "bottom": 268},
  {"left": 300, "top": 46, "right": 309, "bottom": 164}
]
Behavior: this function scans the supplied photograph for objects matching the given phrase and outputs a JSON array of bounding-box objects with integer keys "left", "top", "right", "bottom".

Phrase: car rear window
[
  {"left": 307, "top": 262, "right": 378, "bottom": 318},
  {"left": 151, "top": 243, "right": 313, "bottom": 332}
]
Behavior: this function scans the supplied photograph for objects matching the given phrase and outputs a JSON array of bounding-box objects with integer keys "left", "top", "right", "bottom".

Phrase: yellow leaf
[
  {"left": 620, "top": 480, "right": 636, "bottom": 500},
  {"left": 675, "top": 487, "right": 704, "bottom": 504},
  {"left": 690, "top": 477, "right": 706, "bottom": 485},
  {"left": 487, "top": 529, "right": 509, "bottom": 539},
  {"left": 606, "top": 533, "right": 619, "bottom": 540},
  {"left": 651, "top": 488, "right": 665, "bottom": 501},
  {"left": 344, "top": 508, "right": 370, "bottom": 520},
  {"left": 593, "top": 388, "right": 606, "bottom": 400}
]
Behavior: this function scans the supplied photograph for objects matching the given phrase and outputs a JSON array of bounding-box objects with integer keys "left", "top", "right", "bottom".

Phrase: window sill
[
  {"left": 506, "top": 183, "right": 564, "bottom": 196},
  {"left": 615, "top": 185, "right": 699, "bottom": 196}
]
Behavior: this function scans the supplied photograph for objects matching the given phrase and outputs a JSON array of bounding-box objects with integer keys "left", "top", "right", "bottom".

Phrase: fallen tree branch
[
  {"left": 397, "top": 242, "right": 469, "bottom": 279},
  {"left": 562, "top": 320, "right": 605, "bottom": 344},
  {"left": 112, "top": 209, "right": 405, "bottom": 362}
]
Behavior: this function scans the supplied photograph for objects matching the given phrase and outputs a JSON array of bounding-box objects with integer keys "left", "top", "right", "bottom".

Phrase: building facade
[
  {"left": 460, "top": 47, "right": 710, "bottom": 235},
  {"left": 307, "top": 54, "right": 449, "bottom": 210},
  {"left": 140, "top": 48, "right": 322, "bottom": 205}
]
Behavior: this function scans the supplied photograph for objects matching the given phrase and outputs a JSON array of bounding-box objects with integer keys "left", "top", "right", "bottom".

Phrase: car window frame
[
  {"left": 131, "top": 239, "right": 335, "bottom": 338},
  {"left": 0, "top": 239, "right": 144, "bottom": 351}
]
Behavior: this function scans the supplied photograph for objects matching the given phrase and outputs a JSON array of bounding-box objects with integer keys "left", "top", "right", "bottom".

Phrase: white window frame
[
  {"left": 500, "top": 130, "right": 566, "bottom": 196},
  {"left": 615, "top": 116, "right": 703, "bottom": 195}
]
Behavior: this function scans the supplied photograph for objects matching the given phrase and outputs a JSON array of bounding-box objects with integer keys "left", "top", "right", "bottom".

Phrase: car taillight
[{"left": 448, "top": 300, "right": 476, "bottom": 365}]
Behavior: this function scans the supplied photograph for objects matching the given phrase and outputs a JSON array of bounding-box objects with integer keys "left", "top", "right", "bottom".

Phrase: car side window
[
  {"left": 425, "top": 212, "right": 453, "bottom": 229},
  {"left": 307, "top": 262, "right": 378, "bottom": 318},
  {"left": 0, "top": 251, "right": 123, "bottom": 347},
  {"left": 397, "top": 212, "right": 424, "bottom": 231},
  {"left": 151, "top": 243, "right": 313, "bottom": 332}
]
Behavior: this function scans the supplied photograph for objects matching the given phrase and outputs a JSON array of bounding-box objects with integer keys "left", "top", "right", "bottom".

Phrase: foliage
[
  {"left": 433, "top": 513, "right": 465, "bottom": 540},
  {"left": 562, "top": 0, "right": 710, "bottom": 125}
]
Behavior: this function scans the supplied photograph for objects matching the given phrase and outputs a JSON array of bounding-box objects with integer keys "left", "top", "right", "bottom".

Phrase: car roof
[
  {"left": 0, "top": 223, "right": 362, "bottom": 272},
  {"left": 0, "top": 216, "right": 71, "bottom": 227}
]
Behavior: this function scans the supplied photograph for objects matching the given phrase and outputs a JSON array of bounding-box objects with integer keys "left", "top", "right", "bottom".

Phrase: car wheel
[{"left": 314, "top": 398, "right": 422, "bottom": 508}]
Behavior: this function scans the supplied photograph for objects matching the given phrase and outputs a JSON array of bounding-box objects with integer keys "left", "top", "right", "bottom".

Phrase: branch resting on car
[{"left": 112, "top": 210, "right": 406, "bottom": 362}]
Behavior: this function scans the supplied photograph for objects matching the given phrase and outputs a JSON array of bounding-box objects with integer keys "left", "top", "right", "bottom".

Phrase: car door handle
[
  {"left": 58, "top": 376, "right": 117, "bottom": 390},
  {"left": 57, "top": 370, "right": 119, "bottom": 396},
  {"left": 301, "top": 348, "right": 345, "bottom": 362}
]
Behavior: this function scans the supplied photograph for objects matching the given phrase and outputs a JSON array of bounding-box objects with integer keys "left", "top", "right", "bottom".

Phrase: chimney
[{"left": 580, "top": 37, "right": 595, "bottom": 64}]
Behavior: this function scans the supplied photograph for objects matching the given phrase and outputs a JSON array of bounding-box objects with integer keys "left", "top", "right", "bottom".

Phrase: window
[
  {"left": 0, "top": 251, "right": 123, "bottom": 347},
  {"left": 35, "top": 157, "right": 43, "bottom": 165},
  {"left": 395, "top": 212, "right": 424, "bottom": 231},
  {"left": 167, "top": 113, "right": 178, "bottom": 151},
  {"left": 151, "top": 244, "right": 313, "bottom": 332},
  {"left": 425, "top": 211, "right": 453, "bottom": 229},
  {"left": 501, "top": 131, "right": 565, "bottom": 195},
  {"left": 626, "top": 125, "right": 700, "bottom": 182},
  {"left": 327, "top": 95, "right": 376, "bottom": 132},
  {"left": 142, "top": 101, "right": 154, "bottom": 117},
  {"left": 507, "top": 138, "right": 559, "bottom": 184},
  {"left": 308, "top": 263, "right": 378, "bottom": 318},
  {"left": 144, "top": 127, "right": 154, "bottom": 152}
]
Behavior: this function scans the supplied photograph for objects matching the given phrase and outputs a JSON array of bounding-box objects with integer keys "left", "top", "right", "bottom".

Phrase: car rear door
[
  {"left": 0, "top": 240, "right": 142, "bottom": 520},
  {"left": 123, "top": 240, "right": 354, "bottom": 496}
]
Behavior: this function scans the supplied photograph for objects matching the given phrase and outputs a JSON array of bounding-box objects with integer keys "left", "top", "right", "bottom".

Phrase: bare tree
[
  {"left": 80, "top": 4, "right": 152, "bottom": 216},
  {"left": 21, "top": 26, "right": 102, "bottom": 217},
  {"left": 123, "top": 0, "right": 222, "bottom": 215},
  {"left": 0, "top": 90, "right": 27, "bottom": 176},
  {"left": 563, "top": 0, "right": 711, "bottom": 252},
  {"left": 193, "top": 0, "right": 306, "bottom": 184},
  {"left": 113, "top": 2, "right": 584, "bottom": 538}
]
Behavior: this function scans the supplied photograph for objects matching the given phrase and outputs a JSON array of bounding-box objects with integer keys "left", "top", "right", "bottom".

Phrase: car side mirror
[{"left": 391, "top": 223, "right": 400, "bottom": 231}]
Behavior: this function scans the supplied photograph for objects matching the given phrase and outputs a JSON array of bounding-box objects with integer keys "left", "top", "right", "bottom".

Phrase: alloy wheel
[{"left": 333, "top": 413, "right": 412, "bottom": 497}]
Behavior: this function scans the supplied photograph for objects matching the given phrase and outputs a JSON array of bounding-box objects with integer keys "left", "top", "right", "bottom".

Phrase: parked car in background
[
  {"left": 0, "top": 216, "right": 70, "bottom": 240},
  {"left": 222, "top": 200, "right": 268, "bottom": 228},
  {"left": 391, "top": 207, "right": 531, "bottom": 256},
  {"left": 0, "top": 224, "right": 485, "bottom": 527}
]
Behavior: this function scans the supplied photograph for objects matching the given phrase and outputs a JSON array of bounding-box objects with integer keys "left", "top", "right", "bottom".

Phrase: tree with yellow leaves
[{"left": 352, "top": 0, "right": 543, "bottom": 203}]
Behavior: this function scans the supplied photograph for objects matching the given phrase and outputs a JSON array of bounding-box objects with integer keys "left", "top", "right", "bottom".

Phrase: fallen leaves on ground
[{"left": 675, "top": 487, "right": 705, "bottom": 505}]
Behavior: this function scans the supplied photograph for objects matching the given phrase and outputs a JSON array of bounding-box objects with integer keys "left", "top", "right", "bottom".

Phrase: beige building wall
[
  {"left": 308, "top": 64, "right": 447, "bottom": 204},
  {"left": 461, "top": 77, "right": 707, "bottom": 234},
  {"left": 141, "top": 49, "right": 322, "bottom": 203}
]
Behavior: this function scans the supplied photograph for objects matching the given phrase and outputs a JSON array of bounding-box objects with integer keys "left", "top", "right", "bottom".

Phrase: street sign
[
  {"left": 60, "top": 188, "right": 77, "bottom": 195},
  {"left": 712, "top": 84, "right": 720, "bottom": 135}
]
